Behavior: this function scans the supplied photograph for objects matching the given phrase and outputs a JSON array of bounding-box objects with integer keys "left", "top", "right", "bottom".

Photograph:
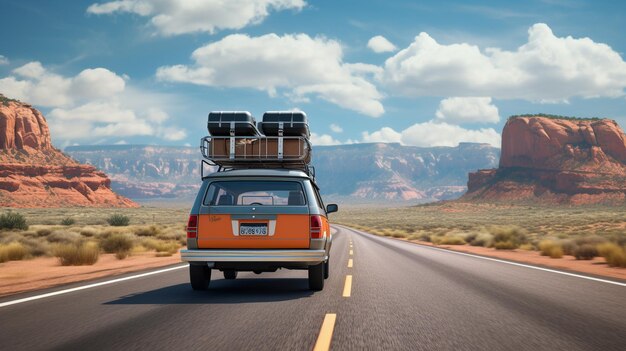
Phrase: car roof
[{"left": 205, "top": 168, "right": 311, "bottom": 179}]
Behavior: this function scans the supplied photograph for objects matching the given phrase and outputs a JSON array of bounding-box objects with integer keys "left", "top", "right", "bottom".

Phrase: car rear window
[{"left": 204, "top": 181, "right": 307, "bottom": 206}]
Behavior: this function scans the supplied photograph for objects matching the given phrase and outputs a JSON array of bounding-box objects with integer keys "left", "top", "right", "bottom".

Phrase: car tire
[
  {"left": 223, "top": 270, "right": 237, "bottom": 280},
  {"left": 189, "top": 264, "right": 211, "bottom": 290},
  {"left": 323, "top": 258, "right": 329, "bottom": 279},
  {"left": 308, "top": 262, "right": 325, "bottom": 291}
]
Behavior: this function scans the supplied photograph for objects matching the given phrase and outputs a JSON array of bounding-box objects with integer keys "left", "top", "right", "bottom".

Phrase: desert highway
[{"left": 1, "top": 226, "right": 625, "bottom": 351}]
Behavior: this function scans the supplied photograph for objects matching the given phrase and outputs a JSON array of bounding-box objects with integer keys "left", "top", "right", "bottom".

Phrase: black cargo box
[
  {"left": 207, "top": 111, "right": 259, "bottom": 136},
  {"left": 259, "top": 111, "right": 310, "bottom": 138}
]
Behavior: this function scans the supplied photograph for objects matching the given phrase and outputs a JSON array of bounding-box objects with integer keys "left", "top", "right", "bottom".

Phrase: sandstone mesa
[
  {"left": 464, "top": 115, "right": 626, "bottom": 204},
  {"left": 0, "top": 96, "right": 137, "bottom": 207}
]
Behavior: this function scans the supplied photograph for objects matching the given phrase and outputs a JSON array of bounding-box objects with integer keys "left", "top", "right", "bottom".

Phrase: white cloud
[
  {"left": 13, "top": 61, "right": 46, "bottom": 78},
  {"left": 0, "top": 55, "right": 9, "bottom": 65},
  {"left": 435, "top": 97, "right": 499, "bottom": 124},
  {"left": 367, "top": 35, "right": 397, "bottom": 53},
  {"left": 0, "top": 61, "right": 186, "bottom": 144},
  {"left": 310, "top": 132, "right": 342, "bottom": 146},
  {"left": 330, "top": 123, "right": 343, "bottom": 133},
  {"left": 382, "top": 23, "right": 626, "bottom": 102},
  {"left": 71, "top": 68, "right": 126, "bottom": 99},
  {"left": 157, "top": 33, "right": 384, "bottom": 117},
  {"left": 87, "top": 0, "right": 306, "bottom": 36},
  {"left": 362, "top": 127, "right": 401, "bottom": 143},
  {"left": 363, "top": 122, "right": 500, "bottom": 147}
]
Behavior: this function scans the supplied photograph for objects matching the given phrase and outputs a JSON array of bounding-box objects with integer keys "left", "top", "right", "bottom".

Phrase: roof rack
[{"left": 199, "top": 110, "right": 315, "bottom": 180}]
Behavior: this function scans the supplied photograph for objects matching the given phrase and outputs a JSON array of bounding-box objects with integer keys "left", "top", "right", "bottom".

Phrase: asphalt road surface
[{"left": 1, "top": 225, "right": 625, "bottom": 350}]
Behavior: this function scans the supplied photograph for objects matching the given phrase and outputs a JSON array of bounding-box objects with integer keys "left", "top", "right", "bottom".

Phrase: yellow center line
[
  {"left": 347, "top": 258, "right": 353, "bottom": 268},
  {"left": 349, "top": 249, "right": 353, "bottom": 255},
  {"left": 343, "top": 275, "right": 352, "bottom": 297},
  {"left": 313, "top": 313, "right": 337, "bottom": 351}
]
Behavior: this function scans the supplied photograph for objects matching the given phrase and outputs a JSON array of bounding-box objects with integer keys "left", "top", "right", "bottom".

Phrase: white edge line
[
  {"left": 338, "top": 225, "right": 626, "bottom": 288},
  {"left": 0, "top": 265, "right": 187, "bottom": 308}
]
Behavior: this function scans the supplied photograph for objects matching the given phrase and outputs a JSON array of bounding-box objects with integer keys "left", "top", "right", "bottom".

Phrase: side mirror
[{"left": 326, "top": 204, "right": 338, "bottom": 214}]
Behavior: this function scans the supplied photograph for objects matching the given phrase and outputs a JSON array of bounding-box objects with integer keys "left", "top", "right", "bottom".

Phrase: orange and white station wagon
[{"left": 181, "top": 111, "right": 338, "bottom": 291}]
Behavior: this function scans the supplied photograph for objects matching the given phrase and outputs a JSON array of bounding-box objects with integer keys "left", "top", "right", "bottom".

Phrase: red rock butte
[
  {"left": 0, "top": 95, "right": 138, "bottom": 207},
  {"left": 464, "top": 115, "right": 626, "bottom": 205}
]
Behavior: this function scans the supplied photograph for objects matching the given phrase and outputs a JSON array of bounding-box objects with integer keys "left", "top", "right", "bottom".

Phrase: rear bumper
[{"left": 180, "top": 249, "right": 327, "bottom": 264}]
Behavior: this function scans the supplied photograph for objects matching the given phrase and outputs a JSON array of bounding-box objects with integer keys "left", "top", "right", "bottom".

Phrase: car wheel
[
  {"left": 223, "top": 270, "right": 237, "bottom": 280},
  {"left": 189, "top": 264, "right": 211, "bottom": 290},
  {"left": 323, "top": 258, "right": 329, "bottom": 279},
  {"left": 308, "top": 262, "right": 325, "bottom": 291}
]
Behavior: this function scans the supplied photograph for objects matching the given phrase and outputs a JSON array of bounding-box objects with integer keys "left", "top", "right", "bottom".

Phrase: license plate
[{"left": 239, "top": 223, "right": 268, "bottom": 236}]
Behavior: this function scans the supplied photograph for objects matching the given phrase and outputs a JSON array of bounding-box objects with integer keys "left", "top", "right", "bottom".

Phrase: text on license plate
[{"left": 239, "top": 224, "right": 268, "bottom": 236}]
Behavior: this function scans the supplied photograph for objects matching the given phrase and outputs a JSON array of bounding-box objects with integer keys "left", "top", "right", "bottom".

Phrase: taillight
[
  {"left": 187, "top": 215, "right": 198, "bottom": 239},
  {"left": 310, "top": 215, "right": 323, "bottom": 239}
]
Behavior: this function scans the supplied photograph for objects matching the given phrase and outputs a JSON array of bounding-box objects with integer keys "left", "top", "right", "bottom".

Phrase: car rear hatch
[{"left": 197, "top": 179, "right": 310, "bottom": 249}]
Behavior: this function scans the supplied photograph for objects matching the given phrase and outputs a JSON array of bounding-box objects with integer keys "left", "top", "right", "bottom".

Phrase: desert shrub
[
  {"left": 418, "top": 233, "right": 431, "bottom": 242},
  {"left": 490, "top": 226, "right": 528, "bottom": 249},
  {"left": 100, "top": 233, "right": 134, "bottom": 259},
  {"left": 574, "top": 244, "right": 598, "bottom": 260},
  {"left": 0, "top": 211, "right": 28, "bottom": 230},
  {"left": 464, "top": 233, "right": 478, "bottom": 244},
  {"left": 609, "top": 233, "right": 626, "bottom": 247},
  {"left": 438, "top": 235, "right": 466, "bottom": 245},
  {"left": 7, "top": 236, "right": 49, "bottom": 257},
  {"left": 107, "top": 214, "right": 130, "bottom": 227},
  {"left": 0, "top": 242, "right": 29, "bottom": 262},
  {"left": 560, "top": 239, "right": 578, "bottom": 256},
  {"left": 54, "top": 242, "right": 99, "bottom": 266},
  {"left": 134, "top": 225, "right": 161, "bottom": 237},
  {"left": 469, "top": 233, "right": 494, "bottom": 247},
  {"left": 575, "top": 236, "right": 607, "bottom": 247},
  {"left": 391, "top": 231, "right": 407, "bottom": 238},
  {"left": 60, "top": 217, "right": 76, "bottom": 226},
  {"left": 429, "top": 235, "right": 443, "bottom": 245},
  {"left": 539, "top": 240, "right": 564, "bottom": 258},
  {"left": 597, "top": 243, "right": 626, "bottom": 268},
  {"left": 46, "top": 231, "right": 82, "bottom": 244}
]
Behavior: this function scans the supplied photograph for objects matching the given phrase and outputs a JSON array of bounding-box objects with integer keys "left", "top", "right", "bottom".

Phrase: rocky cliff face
[
  {"left": 0, "top": 95, "right": 137, "bottom": 207},
  {"left": 464, "top": 116, "right": 626, "bottom": 204},
  {"left": 67, "top": 142, "right": 500, "bottom": 203}
]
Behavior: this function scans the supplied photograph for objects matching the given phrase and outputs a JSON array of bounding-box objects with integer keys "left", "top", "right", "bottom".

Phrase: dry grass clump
[
  {"left": 0, "top": 242, "right": 29, "bottom": 262},
  {"left": 489, "top": 226, "right": 528, "bottom": 250},
  {"left": 468, "top": 233, "right": 494, "bottom": 247},
  {"left": 36, "top": 228, "right": 53, "bottom": 237},
  {"left": 155, "top": 226, "right": 186, "bottom": 244},
  {"left": 141, "top": 238, "right": 180, "bottom": 256},
  {"left": 79, "top": 227, "right": 98, "bottom": 237},
  {"left": 518, "top": 243, "right": 534, "bottom": 251},
  {"left": 100, "top": 233, "right": 134, "bottom": 259},
  {"left": 54, "top": 242, "right": 99, "bottom": 266},
  {"left": 46, "top": 230, "right": 82, "bottom": 244},
  {"left": 436, "top": 235, "right": 466, "bottom": 245},
  {"left": 539, "top": 240, "right": 564, "bottom": 258},
  {"left": 134, "top": 225, "right": 162, "bottom": 237},
  {"left": 597, "top": 243, "right": 626, "bottom": 268}
]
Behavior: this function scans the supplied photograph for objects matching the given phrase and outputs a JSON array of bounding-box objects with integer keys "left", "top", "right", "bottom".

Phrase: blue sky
[{"left": 0, "top": 0, "right": 625, "bottom": 148}]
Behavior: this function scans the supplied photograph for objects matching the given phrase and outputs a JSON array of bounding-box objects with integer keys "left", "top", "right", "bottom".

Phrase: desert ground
[{"left": 1, "top": 202, "right": 625, "bottom": 297}]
